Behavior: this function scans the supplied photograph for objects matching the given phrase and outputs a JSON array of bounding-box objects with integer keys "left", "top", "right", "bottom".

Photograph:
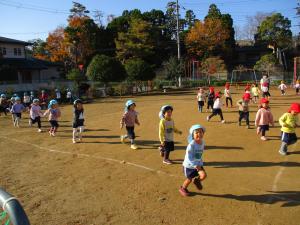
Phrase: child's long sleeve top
[
  {"left": 278, "top": 84, "right": 287, "bottom": 90},
  {"left": 224, "top": 89, "right": 231, "bottom": 98},
  {"left": 11, "top": 103, "right": 25, "bottom": 113},
  {"left": 213, "top": 98, "right": 222, "bottom": 109},
  {"left": 43, "top": 108, "right": 61, "bottom": 121},
  {"left": 237, "top": 99, "right": 249, "bottom": 112},
  {"left": 159, "top": 118, "right": 180, "bottom": 143},
  {"left": 183, "top": 140, "right": 205, "bottom": 169},
  {"left": 279, "top": 113, "right": 298, "bottom": 133},
  {"left": 30, "top": 105, "right": 43, "bottom": 119},
  {"left": 255, "top": 108, "right": 274, "bottom": 126},
  {"left": 120, "top": 110, "right": 139, "bottom": 127}
]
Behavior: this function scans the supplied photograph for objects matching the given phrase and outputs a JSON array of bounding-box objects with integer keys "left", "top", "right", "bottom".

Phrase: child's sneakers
[
  {"left": 179, "top": 186, "right": 190, "bottom": 197},
  {"left": 193, "top": 177, "right": 203, "bottom": 190},
  {"left": 120, "top": 135, "right": 125, "bottom": 143},
  {"left": 278, "top": 149, "right": 287, "bottom": 155},
  {"left": 38, "top": 129, "right": 42, "bottom": 133},
  {"left": 221, "top": 120, "right": 226, "bottom": 124},
  {"left": 163, "top": 159, "right": 172, "bottom": 165},
  {"left": 206, "top": 116, "right": 210, "bottom": 121},
  {"left": 260, "top": 136, "right": 267, "bottom": 141},
  {"left": 130, "top": 144, "right": 138, "bottom": 150},
  {"left": 72, "top": 139, "right": 77, "bottom": 144}
]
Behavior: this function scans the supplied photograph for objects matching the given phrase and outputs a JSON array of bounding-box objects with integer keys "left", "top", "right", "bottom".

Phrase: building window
[
  {"left": 13, "top": 48, "right": 22, "bottom": 56},
  {"left": 0, "top": 47, "right": 6, "bottom": 55},
  {"left": 17, "top": 48, "right": 21, "bottom": 56},
  {"left": 14, "top": 48, "right": 17, "bottom": 56}
]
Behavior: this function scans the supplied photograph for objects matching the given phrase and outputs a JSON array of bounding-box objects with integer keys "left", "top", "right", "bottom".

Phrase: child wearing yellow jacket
[{"left": 278, "top": 103, "right": 300, "bottom": 155}]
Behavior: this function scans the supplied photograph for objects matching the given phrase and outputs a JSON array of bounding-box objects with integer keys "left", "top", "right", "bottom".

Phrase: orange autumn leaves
[{"left": 185, "top": 18, "right": 230, "bottom": 58}]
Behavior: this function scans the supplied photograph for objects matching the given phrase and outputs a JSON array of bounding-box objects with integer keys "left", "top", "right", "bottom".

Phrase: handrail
[{"left": 0, "top": 188, "right": 30, "bottom": 225}]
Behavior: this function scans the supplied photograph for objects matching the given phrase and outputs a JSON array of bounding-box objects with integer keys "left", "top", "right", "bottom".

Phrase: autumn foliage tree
[
  {"left": 185, "top": 19, "right": 230, "bottom": 59},
  {"left": 46, "top": 27, "right": 69, "bottom": 63}
]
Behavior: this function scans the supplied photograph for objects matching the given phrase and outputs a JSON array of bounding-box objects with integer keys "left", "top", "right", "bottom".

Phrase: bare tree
[{"left": 93, "top": 10, "right": 104, "bottom": 27}]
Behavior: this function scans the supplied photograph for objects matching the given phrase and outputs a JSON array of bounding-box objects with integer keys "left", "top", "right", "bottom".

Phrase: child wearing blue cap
[
  {"left": 179, "top": 124, "right": 207, "bottom": 196},
  {"left": 159, "top": 105, "right": 182, "bottom": 165},
  {"left": 29, "top": 99, "right": 43, "bottom": 132},
  {"left": 10, "top": 97, "right": 25, "bottom": 127},
  {"left": 43, "top": 99, "right": 61, "bottom": 136},
  {"left": 120, "top": 100, "right": 140, "bottom": 149}
]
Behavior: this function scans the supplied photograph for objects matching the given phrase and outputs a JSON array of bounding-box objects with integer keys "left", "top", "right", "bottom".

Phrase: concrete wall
[{"left": 0, "top": 81, "right": 74, "bottom": 92}]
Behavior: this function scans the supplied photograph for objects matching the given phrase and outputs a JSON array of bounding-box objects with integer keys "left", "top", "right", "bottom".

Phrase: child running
[
  {"left": 159, "top": 105, "right": 182, "bottom": 165},
  {"left": 23, "top": 92, "right": 31, "bottom": 108},
  {"left": 251, "top": 84, "right": 260, "bottom": 103},
  {"left": 278, "top": 103, "right": 300, "bottom": 155},
  {"left": 29, "top": 99, "right": 43, "bottom": 132},
  {"left": 196, "top": 88, "right": 206, "bottom": 112},
  {"left": 237, "top": 93, "right": 251, "bottom": 129},
  {"left": 255, "top": 98, "right": 274, "bottom": 141},
  {"left": 207, "top": 91, "right": 225, "bottom": 123},
  {"left": 179, "top": 124, "right": 207, "bottom": 196},
  {"left": 10, "top": 97, "right": 25, "bottom": 127},
  {"left": 278, "top": 81, "right": 287, "bottom": 96},
  {"left": 207, "top": 87, "right": 215, "bottom": 112},
  {"left": 224, "top": 82, "right": 233, "bottom": 107},
  {"left": 294, "top": 80, "right": 300, "bottom": 95},
  {"left": 43, "top": 99, "right": 61, "bottom": 136},
  {"left": 261, "top": 82, "right": 270, "bottom": 98},
  {"left": 120, "top": 100, "right": 140, "bottom": 150},
  {"left": 72, "top": 99, "right": 85, "bottom": 144}
]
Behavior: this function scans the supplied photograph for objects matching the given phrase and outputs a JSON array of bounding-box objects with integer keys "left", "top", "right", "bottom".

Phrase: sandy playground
[{"left": 0, "top": 87, "right": 299, "bottom": 225}]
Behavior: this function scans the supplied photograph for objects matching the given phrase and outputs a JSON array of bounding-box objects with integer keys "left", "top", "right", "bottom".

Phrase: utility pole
[{"left": 176, "top": 0, "right": 182, "bottom": 87}]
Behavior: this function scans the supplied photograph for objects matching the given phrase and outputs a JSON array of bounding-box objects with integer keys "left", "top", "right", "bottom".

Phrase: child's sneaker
[
  {"left": 51, "top": 132, "right": 56, "bottom": 137},
  {"left": 221, "top": 120, "right": 226, "bottom": 124},
  {"left": 163, "top": 159, "right": 172, "bottom": 165},
  {"left": 49, "top": 131, "right": 52, "bottom": 136},
  {"left": 38, "top": 129, "right": 42, "bottom": 133},
  {"left": 179, "top": 186, "right": 190, "bottom": 197},
  {"left": 120, "top": 135, "right": 125, "bottom": 143},
  {"left": 278, "top": 149, "right": 287, "bottom": 155},
  {"left": 193, "top": 177, "right": 203, "bottom": 190},
  {"left": 260, "top": 136, "right": 267, "bottom": 141},
  {"left": 72, "top": 139, "right": 77, "bottom": 144},
  {"left": 206, "top": 116, "right": 210, "bottom": 121},
  {"left": 131, "top": 144, "right": 138, "bottom": 150}
]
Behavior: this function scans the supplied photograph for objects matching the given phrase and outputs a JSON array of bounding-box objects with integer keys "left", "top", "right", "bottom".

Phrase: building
[{"left": 0, "top": 36, "right": 65, "bottom": 91}]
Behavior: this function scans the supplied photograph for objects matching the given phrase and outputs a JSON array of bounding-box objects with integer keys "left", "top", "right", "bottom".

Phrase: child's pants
[
  {"left": 207, "top": 100, "right": 214, "bottom": 110},
  {"left": 279, "top": 132, "right": 297, "bottom": 154},
  {"left": 31, "top": 116, "right": 41, "bottom": 128},
  {"left": 225, "top": 97, "right": 232, "bottom": 107},
  {"left": 208, "top": 108, "right": 224, "bottom": 121},
  {"left": 73, "top": 126, "right": 84, "bottom": 140},
  {"left": 238, "top": 111, "right": 249, "bottom": 125},
  {"left": 197, "top": 101, "right": 204, "bottom": 112}
]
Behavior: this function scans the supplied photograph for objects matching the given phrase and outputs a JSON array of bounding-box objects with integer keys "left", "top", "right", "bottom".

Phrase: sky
[{"left": 0, "top": 0, "right": 298, "bottom": 41}]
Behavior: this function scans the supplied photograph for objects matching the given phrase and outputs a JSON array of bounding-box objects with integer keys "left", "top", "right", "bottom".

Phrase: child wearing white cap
[
  {"left": 179, "top": 124, "right": 207, "bottom": 196},
  {"left": 120, "top": 100, "right": 140, "bottom": 149},
  {"left": 158, "top": 105, "right": 182, "bottom": 165}
]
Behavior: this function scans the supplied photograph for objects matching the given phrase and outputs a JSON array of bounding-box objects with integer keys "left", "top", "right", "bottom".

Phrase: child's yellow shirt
[
  {"left": 159, "top": 118, "right": 180, "bottom": 143},
  {"left": 279, "top": 113, "right": 299, "bottom": 133}
]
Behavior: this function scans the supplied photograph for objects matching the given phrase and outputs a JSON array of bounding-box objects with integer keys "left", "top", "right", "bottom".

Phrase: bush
[
  {"left": 86, "top": 54, "right": 127, "bottom": 83},
  {"left": 125, "top": 59, "right": 155, "bottom": 81}
]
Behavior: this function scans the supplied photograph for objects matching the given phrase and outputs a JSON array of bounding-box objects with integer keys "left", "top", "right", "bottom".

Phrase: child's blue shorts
[{"left": 281, "top": 132, "right": 297, "bottom": 145}]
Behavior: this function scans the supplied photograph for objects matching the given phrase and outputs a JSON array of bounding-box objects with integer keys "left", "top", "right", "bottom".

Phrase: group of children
[{"left": 0, "top": 79, "right": 299, "bottom": 197}]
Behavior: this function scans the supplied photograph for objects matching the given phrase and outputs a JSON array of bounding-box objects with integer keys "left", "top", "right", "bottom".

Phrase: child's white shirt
[
  {"left": 278, "top": 84, "right": 287, "bottom": 90},
  {"left": 213, "top": 98, "right": 222, "bottom": 109},
  {"left": 224, "top": 89, "right": 231, "bottom": 97}
]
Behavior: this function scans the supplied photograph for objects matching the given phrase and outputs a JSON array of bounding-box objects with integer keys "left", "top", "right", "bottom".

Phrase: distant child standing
[
  {"left": 0, "top": 94, "right": 8, "bottom": 116},
  {"left": 278, "top": 103, "right": 299, "bottom": 155},
  {"left": 251, "top": 84, "right": 260, "bottom": 103},
  {"left": 159, "top": 105, "right": 182, "bottom": 165},
  {"left": 29, "top": 99, "right": 43, "bottom": 132},
  {"left": 207, "top": 92, "right": 225, "bottom": 123},
  {"left": 278, "top": 81, "right": 287, "bottom": 96},
  {"left": 55, "top": 89, "right": 62, "bottom": 104},
  {"left": 237, "top": 93, "right": 250, "bottom": 128},
  {"left": 10, "top": 97, "right": 25, "bottom": 127},
  {"left": 294, "top": 80, "right": 300, "bottom": 95},
  {"left": 261, "top": 82, "right": 270, "bottom": 98},
  {"left": 207, "top": 87, "right": 215, "bottom": 112},
  {"left": 40, "top": 90, "right": 48, "bottom": 110},
  {"left": 224, "top": 83, "right": 233, "bottom": 107},
  {"left": 43, "top": 99, "right": 61, "bottom": 136},
  {"left": 120, "top": 100, "right": 140, "bottom": 150},
  {"left": 66, "top": 89, "right": 72, "bottom": 104},
  {"left": 196, "top": 88, "right": 206, "bottom": 112},
  {"left": 30, "top": 91, "right": 35, "bottom": 102},
  {"left": 72, "top": 99, "right": 85, "bottom": 144},
  {"left": 23, "top": 92, "right": 31, "bottom": 108},
  {"left": 255, "top": 98, "right": 274, "bottom": 141},
  {"left": 179, "top": 124, "right": 207, "bottom": 197}
]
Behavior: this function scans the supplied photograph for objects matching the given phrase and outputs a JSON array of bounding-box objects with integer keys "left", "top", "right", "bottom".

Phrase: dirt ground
[{"left": 0, "top": 87, "right": 299, "bottom": 225}]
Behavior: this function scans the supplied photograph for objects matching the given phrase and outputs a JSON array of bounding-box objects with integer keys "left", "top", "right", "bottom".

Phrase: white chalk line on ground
[
  {"left": 1, "top": 135, "right": 299, "bottom": 205},
  {"left": 0, "top": 135, "right": 179, "bottom": 178}
]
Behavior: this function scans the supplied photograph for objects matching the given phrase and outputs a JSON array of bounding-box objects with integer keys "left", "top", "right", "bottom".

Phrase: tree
[
  {"left": 86, "top": 54, "right": 127, "bottom": 83},
  {"left": 28, "top": 39, "right": 49, "bottom": 60},
  {"left": 185, "top": 10, "right": 196, "bottom": 29},
  {"left": 254, "top": 53, "right": 277, "bottom": 76},
  {"left": 201, "top": 57, "right": 226, "bottom": 83},
  {"left": 161, "top": 56, "right": 185, "bottom": 81},
  {"left": 243, "top": 12, "right": 272, "bottom": 40},
  {"left": 46, "top": 27, "right": 70, "bottom": 63},
  {"left": 185, "top": 19, "right": 230, "bottom": 59},
  {"left": 66, "top": 68, "right": 85, "bottom": 87},
  {"left": 255, "top": 13, "right": 292, "bottom": 49},
  {"left": 124, "top": 59, "right": 155, "bottom": 81},
  {"left": 69, "top": 1, "right": 90, "bottom": 18},
  {"left": 115, "top": 18, "right": 155, "bottom": 63}
]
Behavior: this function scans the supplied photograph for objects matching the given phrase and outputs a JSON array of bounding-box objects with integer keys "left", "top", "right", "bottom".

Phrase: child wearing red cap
[
  {"left": 261, "top": 82, "right": 270, "bottom": 98},
  {"left": 294, "top": 80, "right": 300, "bottom": 95},
  {"left": 237, "top": 94, "right": 250, "bottom": 129},
  {"left": 224, "top": 83, "right": 233, "bottom": 107},
  {"left": 278, "top": 103, "right": 300, "bottom": 155},
  {"left": 207, "top": 91, "right": 225, "bottom": 123},
  {"left": 207, "top": 87, "right": 215, "bottom": 112},
  {"left": 255, "top": 98, "right": 274, "bottom": 141}
]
